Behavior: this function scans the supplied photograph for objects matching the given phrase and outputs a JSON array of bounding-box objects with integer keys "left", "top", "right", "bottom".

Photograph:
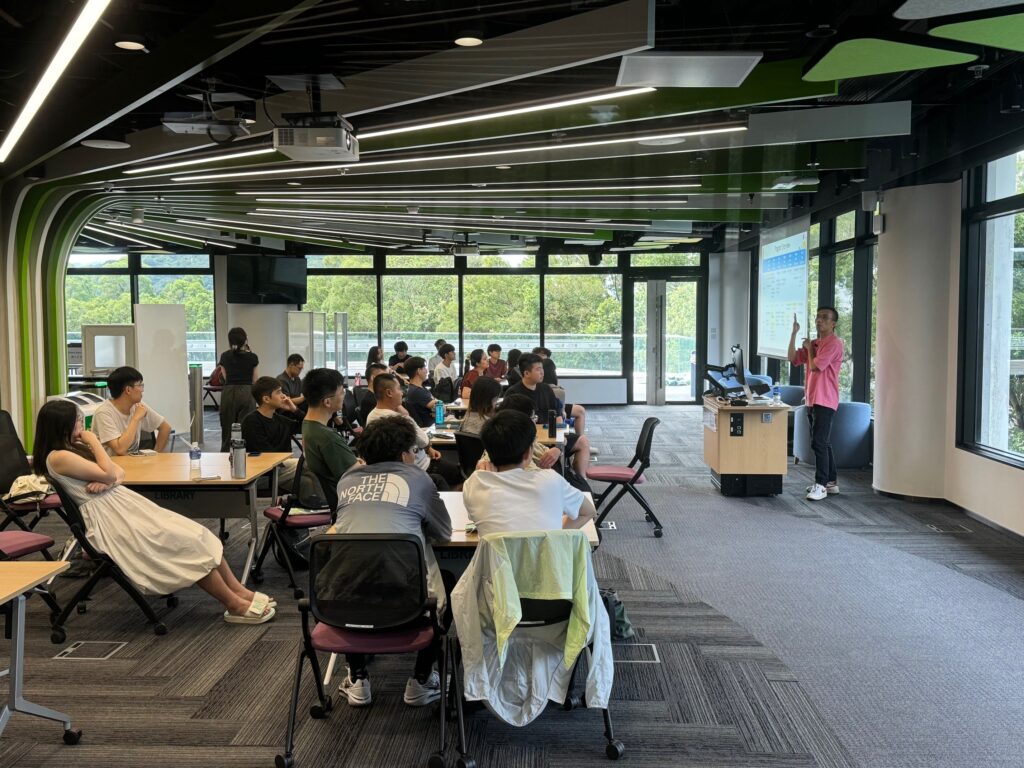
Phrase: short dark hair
[
  {"left": 817, "top": 306, "right": 839, "bottom": 323},
  {"left": 542, "top": 357, "right": 558, "bottom": 385},
  {"left": 373, "top": 372, "right": 400, "bottom": 399},
  {"left": 497, "top": 393, "right": 535, "bottom": 417},
  {"left": 404, "top": 356, "right": 427, "bottom": 378},
  {"left": 434, "top": 338, "right": 446, "bottom": 350},
  {"left": 518, "top": 352, "right": 543, "bottom": 375},
  {"left": 486, "top": 343, "right": 501, "bottom": 354},
  {"left": 480, "top": 410, "right": 535, "bottom": 467},
  {"left": 107, "top": 366, "right": 144, "bottom": 398},
  {"left": 438, "top": 343, "right": 455, "bottom": 358},
  {"left": 394, "top": 340, "right": 408, "bottom": 353},
  {"left": 228, "top": 327, "right": 248, "bottom": 351},
  {"left": 469, "top": 376, "right": 502, "bottom": 416},
  {"left": 469, "top": 348, "right": 485, "bottom": 366},
  {"left": 252, "top": 376, "right": 283, "bottom": 404},
  {"left": 532, "top": 347, "right": 551, "bottom": 357},
  {"left": 302, "top": 368, "right": 344, "bottom": 406},
  {"left": 286, "top": 353, "right": 304, "bottom": 366},
  {"left": 365, "top": 362, "right": 388, "bottom": 381},
  {"left": 507, "top": 349, "right": 522, "bottom": 369},
  {"left": 358, "top": 415, "right": 418, "bottom": 464}
]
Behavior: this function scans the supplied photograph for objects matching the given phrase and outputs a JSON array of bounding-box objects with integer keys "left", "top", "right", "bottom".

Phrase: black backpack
[
  {"left": 433, "top": 376, "right": 457, "bottom": 404},
  {"left": 272, "top": 466, "right": 331, "bottom": 572}
]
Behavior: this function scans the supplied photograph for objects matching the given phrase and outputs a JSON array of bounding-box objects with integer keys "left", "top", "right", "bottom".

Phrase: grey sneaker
[
  {"left": 403, "top": 671, "right": 441, "bottom": 707},
  {"left": 805, "top": 482, "right": 839, "bottom": 495},
  {"left": 339, "top": 673, "right": 372, "bottom": 707}
]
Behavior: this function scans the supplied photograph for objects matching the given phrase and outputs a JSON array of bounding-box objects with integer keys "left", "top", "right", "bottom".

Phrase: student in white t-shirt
[
  {"left": 90, "top": 366, "right": 170, "bottom": 456},
  {"left": 462, "top": 409, "right": 597, "bottom": 538}
]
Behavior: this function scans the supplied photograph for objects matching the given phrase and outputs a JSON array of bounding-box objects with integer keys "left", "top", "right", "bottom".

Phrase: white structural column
[
  {"left": 873, "top": 182, "right": 960, "bottom": 497},
  {"left": 708, "top": 249, "right": 750, "bottom": 366}
]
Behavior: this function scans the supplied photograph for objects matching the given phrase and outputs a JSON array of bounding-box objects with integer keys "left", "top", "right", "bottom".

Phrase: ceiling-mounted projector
[{"left": 273, "top": 113, "right": 359, "bottom": 162}]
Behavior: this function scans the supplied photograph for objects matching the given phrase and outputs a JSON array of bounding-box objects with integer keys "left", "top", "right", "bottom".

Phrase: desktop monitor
[{"left": 731, "top": 345, "right": 753, "bottom": 399}]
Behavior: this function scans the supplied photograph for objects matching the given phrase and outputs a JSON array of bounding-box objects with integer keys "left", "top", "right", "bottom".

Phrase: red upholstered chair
[
  {"left": 0, "top": 531, "right": 63, "bottom": 626},
  {"left": 586, "top": 417, "right": 663, "bottom": 538},
  {"left": 276, "top": 533, "right": 463, "bottom": 768},
  {"left": 0, "top": 410, "right": 64, "bottom": 532},
  {"left": 250, "top": 455, "right": 334, "bottom": 600}
]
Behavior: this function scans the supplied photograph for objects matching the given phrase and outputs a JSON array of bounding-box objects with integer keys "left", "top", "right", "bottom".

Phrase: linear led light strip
[
  {"left": 358, "top": 87, "right": 656, "bottom": 140},
  {"left": 77, "top": 232, "right": 114, "bottom": 247},
  {"left": 170, "top": 125, "right": 747, "bottom": 182},
  {"left": 253, "top": 207, "right": 612, "bottom": 232},
  {"left": 251, "top": 196, "right": 693, "bottom": 206},
  {"left": 234, "top": 175, "right": 702, "bottom": 195},
  {"left": 179, "top": 217, "right": 429, "bottom": 246},
  {"left": 97, "top": 219, "right": 237, "bottom": 248},
  {"left": 84, "top": 224, "right": 159, "bottom": 248},
  {"left": 123, "top": 147, "right": 277, "bottom": 175},
  {"left": 247, "top": 212, "right": 594, "bottom": 238},
  {"left": 240, "top": 182, "right": 701, "bottom": 197},
  {"left": 0, "top": 0, "right": 110, "bottom": 163},
  {"left": 175, "top": 218, "right": 365, "bottom": 250}
]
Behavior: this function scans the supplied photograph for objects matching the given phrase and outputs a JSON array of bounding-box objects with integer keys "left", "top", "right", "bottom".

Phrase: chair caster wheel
[
  {"left": 76, "top": 604, "right": 88, "bottom": 615},
  {"left": 310, "top": 696, "right": 333, "bottom": 719},
  {"left": 605, "top": 739, "right": 625, "bottom": 760},
  {"left": 250, "top": 571, "right": 264, "bottom": 585},
  {"left": 51, "top": 628, "right": 66, "bottom": 645},
  {"left": 653, "top": 529, "right": 663, "bottom": 538},
  {"left": 153, "top": 623, "right": 168, "bottom": 636},
  {"left": 427, "top": 753, "right": 445, "bottom": 768},
  {"left": 166, "top": 595, "right": 179, "bottom": 608},
  {"left": 62, "top": 728, "right": 82, "bottom": 745},
  {"left": 293, "top": 588, "right": 305, "bottom": 600},
  {"left": 275, "top": 754, "right": 294, "bottom": 768},
  {"left": 562, "top": 694, "right": 583, "bottom": 711},
  {"left": 456, "top": 757, "right": 477, "bottom": 768}
]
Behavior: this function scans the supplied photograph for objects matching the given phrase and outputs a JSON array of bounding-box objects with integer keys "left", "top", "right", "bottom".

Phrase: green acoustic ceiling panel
[
  {"left": 930, "top": 14, "right": 1024, "bottom": 53},
  {"left": 804, "top": 38, "right": 976, "bottom": 82}
]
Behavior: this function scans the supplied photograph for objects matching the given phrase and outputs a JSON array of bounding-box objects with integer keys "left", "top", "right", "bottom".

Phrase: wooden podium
[{"left": 703, "top": 395, "right": 789, "bottom": 496}]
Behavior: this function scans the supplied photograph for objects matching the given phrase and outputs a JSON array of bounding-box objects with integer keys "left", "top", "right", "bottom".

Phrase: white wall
[
  {"left": 708, "top": 248, "right": 750, "bottom": 366},
  {"left": 214, "top": 253, "right": 291, "bottom": 378}
]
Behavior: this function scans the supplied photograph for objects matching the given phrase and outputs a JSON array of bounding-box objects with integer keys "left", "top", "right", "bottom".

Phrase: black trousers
[
  {"left": 427, "top": 457, "right": 463, "bottom": 490},
  {"left": 807, "top": 405, "right": 837, "bottom": 487}
]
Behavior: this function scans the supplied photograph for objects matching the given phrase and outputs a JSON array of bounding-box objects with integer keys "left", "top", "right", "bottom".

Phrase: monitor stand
[{"left": 742, "top": 384, "right": 753, "bottom": 400}]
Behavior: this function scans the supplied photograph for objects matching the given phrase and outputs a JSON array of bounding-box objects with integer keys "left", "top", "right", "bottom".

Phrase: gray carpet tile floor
[{"left": 3, "top": 404, "right": 1023, "bottom": 768}]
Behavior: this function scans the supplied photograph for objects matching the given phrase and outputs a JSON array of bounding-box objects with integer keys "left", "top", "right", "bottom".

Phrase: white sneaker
[
  {"left": 806, "top": 483, "right": 828, "bottom": 501},
  {"left": 805, "top": 482, "right": 839, "bottom": 495},
  {"left": 339, "top": 672, "right": 372, "bottom": 707},
  {"left": 403, "top": 671, "right": 441, "bottom": 707}
]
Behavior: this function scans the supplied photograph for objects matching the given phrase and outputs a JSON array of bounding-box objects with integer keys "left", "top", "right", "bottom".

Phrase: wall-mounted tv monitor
[{"left": 226, "top": 255, "right": 307, "bottom": 305}]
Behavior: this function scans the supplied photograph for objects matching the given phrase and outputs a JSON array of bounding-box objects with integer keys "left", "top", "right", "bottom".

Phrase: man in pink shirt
[{"left": 788, "top": 307, "right": 844, "bottom": 501}]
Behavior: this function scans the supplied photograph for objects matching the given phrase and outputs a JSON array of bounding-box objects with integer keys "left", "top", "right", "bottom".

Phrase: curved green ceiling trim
[
  {"left": 804, "top": 38, "right": 976, "bottom": 82},
  {"left": 930, "top": 13, "right": 1024, "bottom": 53}
]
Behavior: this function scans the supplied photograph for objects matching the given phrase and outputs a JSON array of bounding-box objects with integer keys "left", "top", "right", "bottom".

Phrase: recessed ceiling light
[
  {"left": 495, "top": 165, "right": 511, "bottom": 170},
  {"left": 637, "top": 136, "right": 686, "bottom": 147},
  {"left": 286, "top": 181, "right": 302, "bottom": 186},
  {"left": 81, "top": 138, "right": 131, "bottom": 149},
  {"left": 805, "top": 24, "right": 837, "bottom": 39},
  {"left": 114, "top": 36, "right": 147, "bottom": 51},
  {"left": 454, "top": 36, "right": 483, "bottom": 47},
  {"left": 515, "top": 209, "right": 527, "bottom": 214}
]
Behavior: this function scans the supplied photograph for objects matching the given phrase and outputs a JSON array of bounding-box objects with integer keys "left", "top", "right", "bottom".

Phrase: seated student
[
  {"left": 427, "top": 338, "right": 447, "bottom": 377},
  {"left": 366, "top": 374, "right": 463, "bottom": 490},
  {"left": 366, "top": 345, "right": 385, "bottom": 370},
  {"left": 481, "top": 394, "right": 564, "bottom": 471},
  {"left": 276, "top": 354, "right": 306, "bottom": 411},
  {"left": 507, "top": 353, "right": 591, "bottom": 476},
  {"left": 460, "top": 376, "right": 502, "bottom": 436},
  {"left": 241, "top": 377, "right": 299, "bottom": 490},
  {"left": 484, "top": 343, "right": 507, "bottom": 380},
  {"left": 460, "top": 348, "right": 489, "bottom": 402},
  {"left": 389, "top": 340, "right": 410, "bottom": 372},
  {"left": 301, "top": 368, "right": 358, "bottom": 506},
  {"left": 402, "top": 357, "right": 439, "bottom": 428},
  {"left": 505, "top": 349, "right": 523, "bottom": 387},
  {"left": 91, "top": 366, "right": 171, "bottom": 456},
  {"left": 463, "top": 410, "right": 596, "bottom": 538},
  {"left": 432, "top": 343, "right": 458, "bottom": 385},
  {"left": 357, "top": 362, "right": 388, "bottom": 427},
  {"left": 38, "top": 400, "right": 275, "bottom": 624},
  {"left": 332, "top": 415, "right": 452, "bottom": 707},
  {"left": 532, "top": 346, "right": 587, "bottom": 437}
]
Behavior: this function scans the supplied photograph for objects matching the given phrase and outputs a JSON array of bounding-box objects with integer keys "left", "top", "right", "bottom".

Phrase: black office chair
[
  {"left": 453, "top": 432, "right": 485, "bottom": 478},
  {"left": 48, "top": 479, "right": 178, "bottom": 643},
  {"left": 586, "top": 417, "right": 662, "bottom": 537},
  {"left": 0, "top": 410, "right": 64, "bottom": 532}
]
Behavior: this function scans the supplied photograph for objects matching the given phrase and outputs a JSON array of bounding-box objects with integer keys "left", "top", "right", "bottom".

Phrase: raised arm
[{"left": 787, "top": 313, "right": 801, "bottom": 364}]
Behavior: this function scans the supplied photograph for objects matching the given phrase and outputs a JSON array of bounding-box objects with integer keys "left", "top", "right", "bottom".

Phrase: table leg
[
  {"left": 241, "top": 484, "right": 258, "bottom": 586},
  {"left": 270, "top": 465, "right": 280, "bottom": 504},
  {"left": 0, "top": 595, "right": 73, "bottom": 737}
]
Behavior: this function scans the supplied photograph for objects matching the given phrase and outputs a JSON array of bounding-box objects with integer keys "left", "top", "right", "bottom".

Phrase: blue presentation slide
[{"left": 757, "top": 231, "right": 808, "bottom": 359}]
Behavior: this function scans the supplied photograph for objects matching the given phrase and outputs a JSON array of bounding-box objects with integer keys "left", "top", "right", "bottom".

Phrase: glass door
[{"left": 632, "top": 278, "right": 702, "bottom": 404}]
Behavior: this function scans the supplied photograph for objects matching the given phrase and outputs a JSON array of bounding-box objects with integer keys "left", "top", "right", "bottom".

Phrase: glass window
[
  {"left": 808, "top": 222, "right": 820, "bottom": 251},
  {"left": 631, "top": 253, "right": 700, "bottom": 267},
  {"left": 835, "top": 211, "right": 856, "bottom": 243},
  {"left": 666, "top": 280, "right": 699, "bottom": 401},
  {"left": 977, "top": 211, "right": 1024, "bottom": 456},
  {"left": 136, "top": 274, "right": 216, "bottom": 374},
  {"left": 807, "top": 253, "right": 819, "bottom": 333},
  {"left": 985, "top": 150, "right": 1024, "bottom": 202},
  {"left": 834, "top": 249, "right": 855, "bottom": 401},
  {"left": 632, "top": 281, "right": 647, "bottom": 402},
  {"left": 381, "top": 274, "right": 458, "bottom": 365},
  {"left": 307, "top": 254, "right": 373, "bottom": 269},
  {"left": 139, "top": 253, "right": 209, "bottom": 269},
  {"left": 544, "top": 273, "right": 622, "bottom": 375},
  {"left": 304, "top": 275, "right": 379, "bottom": 375},
  {"left": 465, "top": 253, "right": 536, "bottom": 268},
  {"left": 67, "top": 252, "right": 128, "bottom": 269},
  {"left": 548, "top": 254, "right": 619, "bottom": 268},
  {"left": 463, "top": 274, "right": 539, "bottom": 358},
  {"left": 385, "top": 254, "right": 454, "bottom": 270},
  {"left": 870, "top": 245, "right": 879, "bottom": 408},
  {"left": 64, "top": 274, "right": 132, "bottom": 345}
]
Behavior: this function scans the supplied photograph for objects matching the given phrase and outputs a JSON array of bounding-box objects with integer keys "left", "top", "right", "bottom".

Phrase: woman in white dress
[{"left": 34, "top": 400, "right": 274, "bottom": 624}]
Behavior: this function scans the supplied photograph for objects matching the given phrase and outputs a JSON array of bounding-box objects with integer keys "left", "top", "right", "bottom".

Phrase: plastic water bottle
[
  {"left": 435, "top": 400, "right": 445, "bottom": 427},
  {"left": 189, "top": 442, "right": 201, "bottom": 481},
  {"left": 230, "top": 436, "right": 247, "bottom": 479},
  {"left": 355, "top": 372, "right": 362, "bottom": 387},
  {"left": 772, "top": 385, "right": 781, "bottom": 405}
]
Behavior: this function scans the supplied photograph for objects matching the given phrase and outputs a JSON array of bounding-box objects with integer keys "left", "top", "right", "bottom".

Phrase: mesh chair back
[
  {"left": 308, "top": 533, "right": 428, "bottom": 630},
  {"left": 291, "top": 455, "right": 332, "bottom": 512},
  {"left": 342, "top": 389, "right": 359, "bottom": 424},
  {"left": 454, "top": 432, "right": 485, "bottom": 477},
  {"left": 635, "top": 417, "right": 660, "bottom": 466},
  {"left": 0, "top": 435, "right": 32, "bottom": 495},
  {"left": 48, "top": 477, "right": 105, "bottom": 560}
]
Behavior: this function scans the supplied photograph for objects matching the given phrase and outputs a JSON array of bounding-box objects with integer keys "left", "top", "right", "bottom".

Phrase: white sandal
[
  {"left": 256, "top": 592, "right": 277, "bottom": 609},
  {"left": 224, "top": 593, "right": 275, "bottom": 624}
]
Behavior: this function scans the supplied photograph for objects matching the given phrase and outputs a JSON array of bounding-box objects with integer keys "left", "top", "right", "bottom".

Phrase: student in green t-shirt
[{"left": 300, "top": 368, "right": 357, "bottom": 508}]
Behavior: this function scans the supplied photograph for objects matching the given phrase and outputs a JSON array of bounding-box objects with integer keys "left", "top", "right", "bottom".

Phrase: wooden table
[
  {"left": 112, "top": 452, "right": 291, "bottom": 583},
  {"left": 428, "top": 423, "right": 567, "bottom": 448},
  {"left": 0, "top": 561, "right": 77, "bottom": 739}
]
